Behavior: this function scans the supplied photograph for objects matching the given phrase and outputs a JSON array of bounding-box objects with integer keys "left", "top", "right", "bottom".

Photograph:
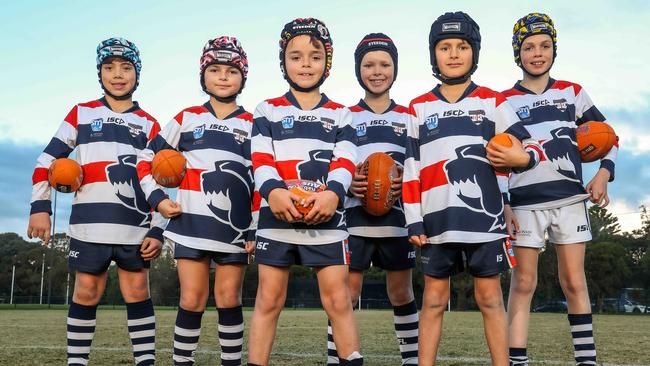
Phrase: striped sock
[
  {"left": 327, "top": 319, "right": 339, "bottom": 365},
  {"left": 217, "top": 306, "right": 245, "bottom": 366},
  {"left": 126, "top": 298, "right": 156, "bottom": 365},
  {"left": 568, "top": 313, "right": 597, "bottom": 365},
  {"left": 67, "top": 302, "right": 97, "bottom": 366},
  {"left": 509, "top": 347, "right": 528, "bottom": 365},
  {"left": 393, "top": 301, "right": 419, "bottom": 365},
  {"left": 173, "top": 307, "right": 203, "bottom": 366}
]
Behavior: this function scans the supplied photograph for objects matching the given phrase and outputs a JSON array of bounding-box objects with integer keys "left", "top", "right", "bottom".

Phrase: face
[
  {"left": 203, "top": 64, "right": 243, "bottom": 97},
  {"left": 360, "top": 50, "right": 394, "bottom": 94},
  {"left": 100, "top": 58, "right": 136, "bottom": 97},
  {"left": 520, "top": 33, "right": 554, "bottom": 75},
  {"left": 434, "top": 38, "right": 473, "bottom": 79},
  {"left": 284, "top": 35, "right": 326, "bottom": 89}
]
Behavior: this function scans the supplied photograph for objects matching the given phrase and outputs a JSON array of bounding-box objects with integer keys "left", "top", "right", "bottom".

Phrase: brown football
[{"left": 361, "top": 152, "right": 398, "bottom": 216}]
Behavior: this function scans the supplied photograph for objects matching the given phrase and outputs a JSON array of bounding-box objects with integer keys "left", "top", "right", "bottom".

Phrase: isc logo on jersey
[
  {"left": 256, "top": 241, "right": 269, "bottom": 251},
  {"left": 68, "top": 250, "right": 80, "bottom": 258}
]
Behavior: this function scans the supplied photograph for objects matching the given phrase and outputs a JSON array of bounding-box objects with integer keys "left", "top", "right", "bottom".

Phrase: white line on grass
[{"left": 4, "top": 345, "right": 646, "bottom": 366}]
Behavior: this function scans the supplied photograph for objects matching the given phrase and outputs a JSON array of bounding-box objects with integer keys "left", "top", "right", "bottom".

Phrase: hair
[
  {"left": 287, "top": 35, "right": 323, "bottom": 50},
  {"left": 101, "top": 56, "right": 133, "bottom": 66}
]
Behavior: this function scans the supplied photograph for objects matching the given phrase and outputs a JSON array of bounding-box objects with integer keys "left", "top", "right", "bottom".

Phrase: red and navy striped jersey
[
  {"left": 403, "top": 83, "right": 540, "bottom": 244},
  {"left": 137, "top": 103, "right": 256, "bottom": 253},
  {"left": 345, "top": 99, "right": 409, "bottom": 238},
  {"left": 502, "top": 79, "right": 617, "bottom": 209},
  {"left": 251, "top": 92, "right": 356, "bottom": 245},
  {"left": 30, "top": 97, "right": 164, "bottom": 245}
]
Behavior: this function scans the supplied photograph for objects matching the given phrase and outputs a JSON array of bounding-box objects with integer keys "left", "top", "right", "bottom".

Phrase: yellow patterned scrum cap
[{"left": 512, "top": 13, "right": 557, "bottom": 66}]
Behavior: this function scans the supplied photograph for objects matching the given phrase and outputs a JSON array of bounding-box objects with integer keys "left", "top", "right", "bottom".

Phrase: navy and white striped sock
[
  {"left": 393, "top": 301, "right": 419, "bottom": 365},
  {"left": 327, "top": 319, "right": 339, "bottom": 365},
  {"left": 67, "top": 302, "right": 98, "bottom": 366},
  {"left": 126, "top": 298, "right": 156, "bottom": 365},
  {"left": 173, "top": 307, "right": 203, "bottom": 366},
  {"left": 509, "top": 347, "right": 528, "bottom": 366},
  {"left": 217, "top": 306, "right": 245, "bottom": 366},
  {"left": 568, "top": 313, "right": 597, "bottom": 365}
]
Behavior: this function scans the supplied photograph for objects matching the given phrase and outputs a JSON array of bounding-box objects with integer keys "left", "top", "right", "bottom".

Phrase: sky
[{"left": 1, "top": 0, "right": 649, "bottom": 238}]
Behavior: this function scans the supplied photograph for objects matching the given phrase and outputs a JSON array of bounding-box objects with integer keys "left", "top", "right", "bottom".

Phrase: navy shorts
[
  {"left": 254, "top": 236, "right": 350, "bottom": 268},
  {"left": 68, "top": 238, "right": 150, "bottom": 274},
  {"left": 174, "top": 243, "right": 249, "bottom": 265},
  {"left": 420, "top": 238, "right": 511, "bottom": 278},
  {"left": 348, "top": 235, "right": 415, "bottom": 271}
]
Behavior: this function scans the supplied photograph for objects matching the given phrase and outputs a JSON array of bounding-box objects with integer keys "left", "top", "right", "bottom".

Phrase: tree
[
  {"left": 589, "top": 205, "right": 621, "bottom": 242},
  {"left": 585, "top": 242, "right": 630, "bottom": 313}
]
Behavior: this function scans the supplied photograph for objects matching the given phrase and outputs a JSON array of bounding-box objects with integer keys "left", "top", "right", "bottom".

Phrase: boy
[
  {"left": 327, "top": 33, "right": 418, "bottom": 366},
  {"left": 499, "top": 13, "right": 617, "bottom": 366},
  {"left": 137, "top": 36, "right": 255, "bottom": 366},
  {"left": 247, "top": 18, "right": 363, "bottom": 366},
  {"left": 27, "top": 38, "right": 163, "bottom": 366},
  {"left": 403, "top": 12, "right": 541, "bottom": 366}
]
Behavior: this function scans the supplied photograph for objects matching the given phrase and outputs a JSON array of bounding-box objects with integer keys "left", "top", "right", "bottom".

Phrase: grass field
[{"left": 0, "top": 308, "right": 648, "bottom": 365}]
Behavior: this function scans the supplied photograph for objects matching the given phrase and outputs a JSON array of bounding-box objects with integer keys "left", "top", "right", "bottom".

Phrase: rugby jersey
[
  {"left": 251, "top": 92, "right": 356, "bottom": 245},
  {"left": 403, "top": 83, "right": 541, "bottom": 244},
  {"left": 345, "top": 99, "right": 409, "bottom": 238},
  {"left": 137, "top": 103, "right": 256, "bottom": 254},
  {"left": 503, "top": 78, "right": 617, "bottom": 209},
  {"left": 30, "top": 97, "right": 164, "bottom": 245}
]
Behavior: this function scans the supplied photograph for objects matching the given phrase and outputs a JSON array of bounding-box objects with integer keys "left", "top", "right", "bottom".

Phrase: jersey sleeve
[
  {"left": 30, "top": 105, "right": 79, "bottom": 215},
  {"left": 242, "top": 131, "right": 258, "bottom": 242},
  {"left": 494, "top": 94, "right": 543, "bottom": 174},
  {"left": 141, "top": 119, "right": 167, "bottom": 241},
  {"left": 251, "top": 103, "right": 287, "bottom": 200},
  {"left": 325, "top": 108, "right": 357, "bottom": 205},
  {"left": 403, "top": 103, "right": 425, "bottom": 237},
  {"left": 575, "top": 86, "right": 617, "bottom": 181},
  {"left": 136, "top": 112, "right": 183, "bottom": 211}
]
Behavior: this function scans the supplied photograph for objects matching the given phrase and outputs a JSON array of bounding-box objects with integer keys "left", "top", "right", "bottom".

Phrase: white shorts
[{"left": 512, "top": 201, "right": 591, "bottom": 248}]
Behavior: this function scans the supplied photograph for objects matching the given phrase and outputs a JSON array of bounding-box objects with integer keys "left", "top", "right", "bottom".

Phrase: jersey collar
[
  {"left": 285, "top": 91, "right": 330, "bottom": 111},
  {"left": 513, "top": 77, "right": 556, "bottom": 95},
  {"left": 203, "top": 101, "right": 245, "bottom": 120},
  {"left": 356, "top": 98, "right": 397, "bottom": 115},
  {"left": 99, "top": 96, "right": 140, "bottom": 114},
  {"left": 431, "top": 82, "right": 478, "bottom": 104}
]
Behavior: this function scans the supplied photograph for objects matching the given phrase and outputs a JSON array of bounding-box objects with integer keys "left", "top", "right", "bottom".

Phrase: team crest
[
  {"left": 469, "top": 109, "right": 486, "bottom": 124},
  {"left": 232, "top": 128, "right": 248, "bottom": 144},
  {"left": 356, "top": 123, "right": 367, "bottom": 137},
  {"left": 127, "top": 123, "right": 143, "bottom": 137},
  {"left": 282, "top": 116, "right": 294, "bottom": 129},
  {"left": 321, "top": 117, "right": 335, "bottom": 132},
  {"left": 392, "top": 122, "right": 406, "bottom": 135},
  {"left": 517, "top": 106, "right": 531, "bottom": 119},
  {"left": 193, "top": 124, "right": 205, "bottom": 139},
  {"left": 553, "top": 98, "right": 568, "bottom": 112},
  {"left": 90, "top": 118, "right": 103, "bottom": 132},
  {"left": 425, "top": 114, "right": 439, "bottom": 130}
]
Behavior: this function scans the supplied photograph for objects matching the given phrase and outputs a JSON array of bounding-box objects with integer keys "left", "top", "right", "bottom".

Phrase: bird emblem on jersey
[
  {"left": 444, "top": 145, "right": 506, "bottom": 232},
  {"left": 202, "top": 161, "right": 253, "bottom": 244},
  {"left": 540, "top": 127, "right": 581, "bottom": 181},
  {"left": 296, "top": 149, "right": 331, "bottom": 185},
  {"left": 105, "top": 154, "right": 151, "bottom": 226}
]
